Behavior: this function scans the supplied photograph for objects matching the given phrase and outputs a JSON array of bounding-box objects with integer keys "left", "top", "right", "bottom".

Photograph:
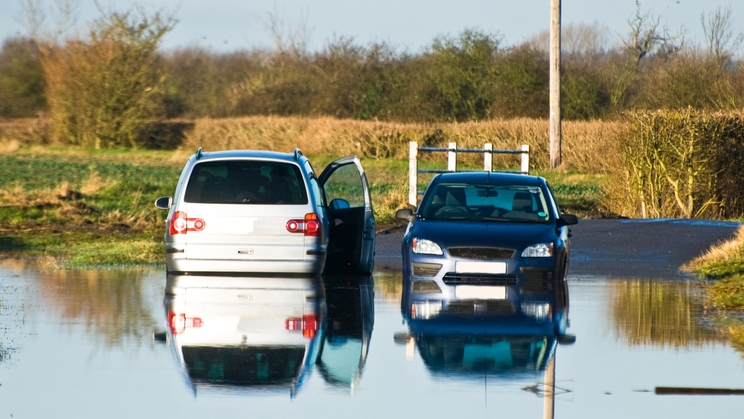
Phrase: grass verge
[
  {"left": 683, "top": 226, "right": 744, "bottom": 310},
  {"left": 0, "top": 231, "right": 165, "bottom": 268}
]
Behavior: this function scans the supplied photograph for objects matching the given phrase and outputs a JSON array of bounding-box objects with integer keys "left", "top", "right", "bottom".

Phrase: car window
[
  {"left": 322, "top": 163, "right": 364, "bottom": 208},
  {"left": 420, "top": 182, "right": 551, "bottom": 222},
  {"left": 307, "top": 176, "right": 323, "bottom": 206},
  {"left": 184, "top": 160, "right": 308, "bottom": 205}
]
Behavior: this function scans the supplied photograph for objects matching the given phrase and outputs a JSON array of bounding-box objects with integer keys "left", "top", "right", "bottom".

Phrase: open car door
[{"left": 318, "top": 157, "right": 375, "bottom": 274}]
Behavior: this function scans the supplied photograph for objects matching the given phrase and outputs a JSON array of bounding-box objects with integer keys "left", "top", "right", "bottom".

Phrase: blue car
[
  {"left": 402, "top": 275, "right": 572, "bottom": 377},
  {"left": 396, "top": 172, "right": 578, "bottom": 319}
]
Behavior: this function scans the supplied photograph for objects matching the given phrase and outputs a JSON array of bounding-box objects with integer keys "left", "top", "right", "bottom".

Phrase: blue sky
[{"left": 1, "top": 0, "right": 743, "bottom": 52}]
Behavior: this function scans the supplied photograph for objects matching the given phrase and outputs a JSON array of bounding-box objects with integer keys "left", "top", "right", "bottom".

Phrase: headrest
[
  {"left": 512, "top": 192, "right": 533, "bottom": 212},
  {"left": 445, "top": 188, "right": 466, "bottom": 206}
]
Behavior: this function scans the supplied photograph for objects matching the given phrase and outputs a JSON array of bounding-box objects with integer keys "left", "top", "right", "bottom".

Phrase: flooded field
[{"left": 1, "top": 264, "right": 744, "bottom": 419}]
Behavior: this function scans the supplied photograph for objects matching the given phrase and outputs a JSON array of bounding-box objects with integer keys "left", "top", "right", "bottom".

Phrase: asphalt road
[{"left": 374, "top": 218, "right": 741, "bottom": 279}]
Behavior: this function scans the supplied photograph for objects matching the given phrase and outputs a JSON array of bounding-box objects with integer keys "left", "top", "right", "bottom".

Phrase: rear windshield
[
  {"left": 184, "top": 160, "right": 308, "bottom": 205},
  {"left": 182, "top": 346, "right": 305, "bottom": 386}
]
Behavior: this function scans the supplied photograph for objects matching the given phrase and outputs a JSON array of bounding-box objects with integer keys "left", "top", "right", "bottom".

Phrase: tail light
[
  {"left": 168, "top": 312, "right": 203, "bottom": 335},
  {"left": 285, "top": 314, "right": 318, "bottom": 339},
  {"left": 169, "top": 211, "right": 205, "bottom": 235},
  {"left": 170, "top": 211, "right": 188, "bottom": 235},
  {"left": 286, "top": 213, "right": 321, "bottom": 237}
]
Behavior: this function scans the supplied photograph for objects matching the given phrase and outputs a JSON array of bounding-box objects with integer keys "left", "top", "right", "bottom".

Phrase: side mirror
[
  {"left": 329, "top": 198, "right": 350, "bottom": 210},
  {"left": 155, "top": 196, "right": 172, "bottom": 209},
  {"left": 396, "top": 208, "right": 414, "bottom": 222},
  {"left": 557, "top": 334, "right": 576, "bottom": 345},
  {"left": 557, "top": 213, "right": 578, "bottom": 227},
  {"left": 393, "top": 332, "right": 412, "bottom": 345}
]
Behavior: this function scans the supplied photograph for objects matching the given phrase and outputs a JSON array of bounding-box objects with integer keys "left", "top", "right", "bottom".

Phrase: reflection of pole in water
[
  {"left": 543, "top": 354, "right": 555, "bottom": 419},
  {"left": 406, "top": 337, "right": 415, "bottom": 359},
  {"left": 484, "top": 365, "right": 487, "bottom": 409}
]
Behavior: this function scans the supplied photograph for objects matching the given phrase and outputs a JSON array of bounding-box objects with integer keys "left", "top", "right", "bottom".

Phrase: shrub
[
  {"left": 425, "top": 29, "right": 502, "bottom": 121},
  {"left": 42, "top": 10, "right": 174, "bottom": 148},
  {"left": 622, "top": 108, "right": 744, "bottom": 219},
  {"left": 0, "top": 37, "right": 46, "bottom": 117}
]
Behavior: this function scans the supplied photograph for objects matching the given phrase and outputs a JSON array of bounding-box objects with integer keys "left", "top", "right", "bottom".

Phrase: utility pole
[{"left": 549, "top": 0, "right": 562, "bottom": 169}]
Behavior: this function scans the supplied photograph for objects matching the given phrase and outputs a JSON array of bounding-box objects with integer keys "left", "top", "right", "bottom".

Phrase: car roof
[
  {"left": 193, "top": 149, "right": 304, "bottom": 163},
  {"left": 431, "top": 171, "right": 545, "bottom": 186}
]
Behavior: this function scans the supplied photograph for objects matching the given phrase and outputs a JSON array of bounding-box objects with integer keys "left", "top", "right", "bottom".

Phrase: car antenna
[{"left": 196, "top": 147, "right": 203, "bottom": 160}]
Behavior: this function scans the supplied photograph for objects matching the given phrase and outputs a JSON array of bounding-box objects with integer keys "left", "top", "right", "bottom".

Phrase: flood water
[{"left": 2, "top": 264, "right": 744, "bottom": 419}]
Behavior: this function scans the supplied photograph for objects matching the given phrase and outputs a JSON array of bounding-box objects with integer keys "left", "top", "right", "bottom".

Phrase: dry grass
[
  {"left": 2, "top": 115, "right": 627, "bottom": 174},
  {"left": 374, "top": 181, "right": 409, "bottom": 216},
  {"left": 180, "top": 116, "right": 627, "bottom": 174},
  {"left": 0, "top": 140, "right": 21, "bottom": 153},
  {"left": 0, "top": 118, "right": 50, "bottom": 145},
  {"left": 80, "top": 171, "right": 118, "bottom": 196},
  {"left": 681, "top": 226, "right": 744, "bottom": 311},
  {"left": 682, "top": 226, "right": 744, "bottom": 274},
  {"left": 0, "top": 182, "right": 69, "bottom": 208}
]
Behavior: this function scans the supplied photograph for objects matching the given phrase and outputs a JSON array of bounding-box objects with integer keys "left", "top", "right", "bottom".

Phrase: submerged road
[{"left": 374, "top": 218, "right": 741, "bottom": 278}]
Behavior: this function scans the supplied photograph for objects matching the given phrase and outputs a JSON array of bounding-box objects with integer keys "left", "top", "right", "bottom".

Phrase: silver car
[
  {"left": 163, "top": 274, "right": 325, "bottom": 395},
  {"left": 155, "top": 148, "right": 375, "bottom": 275}
]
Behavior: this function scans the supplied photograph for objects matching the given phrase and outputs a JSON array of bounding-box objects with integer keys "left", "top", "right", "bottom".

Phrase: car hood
[{"left": 411, "top": 219, "right": 558, "bottom": 250}]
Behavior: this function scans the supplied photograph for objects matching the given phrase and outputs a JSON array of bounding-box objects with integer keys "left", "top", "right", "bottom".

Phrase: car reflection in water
[
  {"left": 163, "top": 274, "right": 325, "bottom": 397},
  {"left": 317, "top": 275, "right": 374, "bottom": 390},
  {"left": 401, "top": 273, "right": 574, "bottom": 380}
]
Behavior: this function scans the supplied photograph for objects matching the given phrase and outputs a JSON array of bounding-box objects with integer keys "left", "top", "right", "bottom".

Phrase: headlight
[
  {"left": 521, "top": 302, "right": 551, "bottom": 320},
  {"left": 521, "top": 243, "right": 554, "bottom": 257},
  {"left": 412, "top": 301, "right": 442, "bottom": 319},
  {"left": 412, "top": 238, "right": 443, "bottom": 255}
]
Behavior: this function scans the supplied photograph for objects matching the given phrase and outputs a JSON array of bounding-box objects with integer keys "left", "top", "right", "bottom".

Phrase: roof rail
[
  {"left": 293, "top": 148, "right": 303, "bottom": 161},
  {"left": 196, "top": 147, "right": 203, "bottom": 160}
]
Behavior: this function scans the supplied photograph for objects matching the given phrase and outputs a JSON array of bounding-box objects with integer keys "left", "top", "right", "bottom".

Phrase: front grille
[
  {"left": 521, "top": 268, "right": 553, "bottom": 282},
  {"left": 448, "top": 247, "right": 515, "bottom": 259},
  {"left": 442, "top": 273, "right": 518, "bottom": 286},
  {"left": 445, "top": 299, "right": 515, "bottom": 315}
]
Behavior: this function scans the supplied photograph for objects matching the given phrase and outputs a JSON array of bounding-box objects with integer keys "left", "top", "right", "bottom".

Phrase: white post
[
  {"left": 521, "top": 144, "right": 530, "bottom": 174},
  {"left": 409, "top": 142, "right": 418, "bottom": 206},
  {"left": 448, "top": 142, "right": 457, "bottom": 172},
  {"left": 484, "top": 143, "right": 493, "bottom": 171}
]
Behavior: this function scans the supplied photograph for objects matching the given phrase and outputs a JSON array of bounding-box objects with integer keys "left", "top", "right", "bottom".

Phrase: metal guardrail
[{"left": 408, "top": 141, "right": 530, "bottom": 206}]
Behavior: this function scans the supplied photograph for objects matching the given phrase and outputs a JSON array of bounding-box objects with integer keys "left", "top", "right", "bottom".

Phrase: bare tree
[
  {"left": 701, "top": 5, "right": 743, "bottom": 61},
  {"left": 16, "top": 0, "right": 80, "bottom": 51},
  {"left": 527, "top": 22, "right": 617, "bottom": 59},
  {"left": 563, "top": 22, "right": 616, "bottom": 58},
  {"left": 622, "top": 1, "right": 683, "bottom": 66},
  {"left": 264, "top": 4, "right": 314, "bottom": 56}
]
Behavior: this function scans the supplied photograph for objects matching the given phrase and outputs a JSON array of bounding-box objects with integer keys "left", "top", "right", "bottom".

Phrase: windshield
[{"left": 419, "top": 182, "right": 551, "bottom": 222}]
